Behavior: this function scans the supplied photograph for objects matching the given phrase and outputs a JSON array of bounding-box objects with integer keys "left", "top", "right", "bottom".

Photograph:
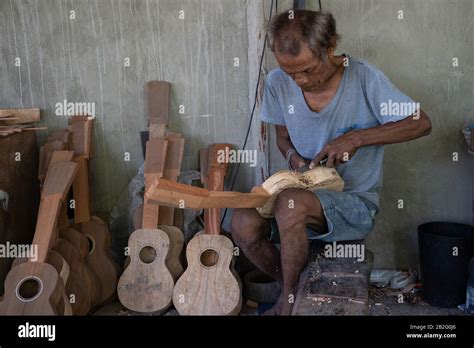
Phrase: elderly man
[{"left": 230, "top": 10, "right": 431, "bottom": 315}]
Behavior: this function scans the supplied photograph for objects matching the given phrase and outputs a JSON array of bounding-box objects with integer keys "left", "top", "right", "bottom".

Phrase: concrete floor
[{"left": 368, "top": 286, "right": 468, "bottom": 316}]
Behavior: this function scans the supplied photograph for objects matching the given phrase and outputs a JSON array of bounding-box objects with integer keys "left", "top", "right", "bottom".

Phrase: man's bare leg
[
  {"left": 263, "top": 189, "right": 327, "bottom": 315},
  {"left": 230, "top": 208, "right": 282, "bottom": 282}
]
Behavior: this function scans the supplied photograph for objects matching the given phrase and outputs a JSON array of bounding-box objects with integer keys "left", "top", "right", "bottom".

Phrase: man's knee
[
  {"left": 230, "top": 208, "right": 269, "bottom": 248},
  {"left": 274, "top": 189, "right": 323, "bottom": 230}
]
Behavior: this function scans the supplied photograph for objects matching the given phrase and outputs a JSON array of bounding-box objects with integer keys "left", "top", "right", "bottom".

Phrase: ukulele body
[
  {"left": 117, "top": 228, "right": 174, "bottom": 313},
  {"left": 80, "top": 216, "right": 119, "bottom": 305},
  {"left": 158, "top": 224, "right": 184, "bottom": 281},
  {"left": 132, "top": 204, "right": 185, "bottom": 281},
  {"left": 173, "top": 233, "right": 241, "bottom": 315},
  {"left": 0, "top": 262, "right": 64, "bottom": 315}
]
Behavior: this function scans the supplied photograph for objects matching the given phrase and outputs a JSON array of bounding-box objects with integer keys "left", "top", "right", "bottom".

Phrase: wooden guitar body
[
  {"left": 117, "top": 229, "right": 174, "bottom": 313},
  {"left": 0, "top": 262, "right": 64, "bottom": 315},
  {"left": 257, "top": 166, "right": 344, "bottom": 218},
  {"left": 52, "top": 237, "right": 94, "bottom": 315},
  {"left": 158, "top": 224, "right": 184, "bottom": 281},
  {"left": 80, "top": 216, "right": 118, "bottom": 305},
  {"left": 7, "top": 251, "right": 72, "bottom": 315},
  {"left": 132, "top": 204, "right": 184, "bottom": 281},
  {"left": 47, "top": 250, "right": 73, "bottom": 315},
  {"left": 173, "top": 233, "right": 240, "bottom": 315},
  {"left": 0, "top": 159, "right": 78, "bottom": 315}
]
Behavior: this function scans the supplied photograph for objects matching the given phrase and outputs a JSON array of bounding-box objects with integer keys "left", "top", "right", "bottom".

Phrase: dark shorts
[{"left": 270, "top": 189, "right": 379, "bottom": 243}]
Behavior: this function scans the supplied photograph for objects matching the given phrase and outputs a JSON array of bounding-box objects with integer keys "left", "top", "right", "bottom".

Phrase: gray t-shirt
[{"left": 260, "top": 55, "right": 416, "bottom": 209}]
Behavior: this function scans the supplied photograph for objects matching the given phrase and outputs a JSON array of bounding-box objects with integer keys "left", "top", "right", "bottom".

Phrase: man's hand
[
  {"left": 309, "top": 130, "right": 363, "bottom": 168},
  {"left": 290, "top": 152, "right": 310, "bottom": 171}
]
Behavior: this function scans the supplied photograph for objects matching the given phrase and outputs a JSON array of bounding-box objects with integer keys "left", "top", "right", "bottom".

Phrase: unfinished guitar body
[
  {"left": 117, "top": 229, "right": 174, "bottom": 313},
  {"left": 8, "top": 251, "right": 72, "bottom": 315},
  {"left": 80, "top": 216, "right": 118, "bottom": 305},
  {"left": 158, "top": 225, "right": 184, "bottom": 281},
  {"left": 52, "top": 237, "right": 94, "bottom": 315},
  {"left": 133, "top": 204, "right": 184, "bottom": 281},
  {"left": 0, "top": 262, "right": 64, "bottom": 315},
  {"left": 173, "top": 234, "right": 241, "bottom": 315},
  {"left": 47, "top": 250, "right": 73, "bottom": 315},
  {"left": 256, "top": 166, "right": 345, "bottom": 218}
]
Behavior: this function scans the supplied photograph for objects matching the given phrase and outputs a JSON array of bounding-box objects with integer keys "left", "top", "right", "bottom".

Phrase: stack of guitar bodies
[{"left": 0, "top": 116, "right": 119, "bottom": 315}]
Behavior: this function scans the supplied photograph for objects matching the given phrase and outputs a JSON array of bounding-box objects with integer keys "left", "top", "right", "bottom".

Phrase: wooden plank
[
  {"left": 72, "top": 155, "right": 90, "bottom": 223},
  {"left": 145, "top": 178, "right": 271, "bottom": 209},
  {"left": 50, "top": 150, "right": 74, "bottom": 164},
  {"left": 144, "top": 138, "right": 168, "bottom": 188},
  {"left": 159, "top": 135, "right": 185, "bottom": 225},
  {"left": 147, "top": 81, "right": 170, "bottom": 134},
  {"left": 70, "top": 116, "right": 93, "bottom": 158},
  {"left": 0, "top": 108, "right": 40, "bottom": 125},
  {"left": 39, "top": 140, "right": 67, "bottom": 184},
  {"left": 145, "top": 138, "right": 168, "bottom": 169},
  {"left": 47, "top": 129, "right": 71, "bottom": 146}
]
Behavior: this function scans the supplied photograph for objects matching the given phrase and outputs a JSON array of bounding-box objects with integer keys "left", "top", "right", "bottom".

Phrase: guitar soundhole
[
  {"left": 200, "top": 249, "right": 219, "bottom": 267},
  {"left": 139, "top": 246, "right": 156, "bottom": 264},
  {"left": 16, "top": 277, "right": 43, "bottom": 302},
  {"left": 86, "top": 235, "right": 95, "bottom": 255}
]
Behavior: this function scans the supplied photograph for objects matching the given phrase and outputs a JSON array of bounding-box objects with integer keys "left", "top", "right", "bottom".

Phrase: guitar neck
[
  {"left": 32, "top": 196, "right": 62, "bottom": 263},
  {"left": 204, "top": 144, "right": 232, "bottom": 235},
  {"left": 204, "top": 167, "right": 225, "bottom": 235},
  {"left": 33, "top": 161, "right": 78, "bottom": 263},
  {"left": 142, "top": 138, "right": 168, "bottom": 229}
]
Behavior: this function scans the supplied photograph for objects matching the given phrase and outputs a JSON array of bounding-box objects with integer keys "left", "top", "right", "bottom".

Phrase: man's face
[{"left": 274, "top": 44, "right": 327, "bottom": 92}]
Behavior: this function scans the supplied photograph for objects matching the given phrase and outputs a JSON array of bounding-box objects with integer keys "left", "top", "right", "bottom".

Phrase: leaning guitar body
[
  {"left": 173, "top": 144, "right": 241, "bottom": 315},
  {"left": 0, "top": 262, "right": 65, "bottom": 315},
  {"left": 173, "top": 234, "right": 240, "bottom": 315},
  {"left": 117, "top": 228, "right": 174, "bottom": 313},
  {"left": 0, "top": 160, "right": 78, "bottom": 315}
]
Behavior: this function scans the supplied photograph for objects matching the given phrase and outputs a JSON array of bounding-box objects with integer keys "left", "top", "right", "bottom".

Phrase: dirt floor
[{"left": 93, "top": 286, "right": 470, "bottom": 316}]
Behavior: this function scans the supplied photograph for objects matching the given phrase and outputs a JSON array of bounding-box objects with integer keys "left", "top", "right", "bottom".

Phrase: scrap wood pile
[
  {"left": 0, "top": 115, "right": 118, "bottom": 315},
  {"left": 0, "top": 109, "right": 46, "bottom": 136}
]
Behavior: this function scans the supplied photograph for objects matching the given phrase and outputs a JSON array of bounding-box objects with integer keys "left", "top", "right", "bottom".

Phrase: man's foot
[{"left": 262, "top": 294, "right": 294, "bottom": 316}]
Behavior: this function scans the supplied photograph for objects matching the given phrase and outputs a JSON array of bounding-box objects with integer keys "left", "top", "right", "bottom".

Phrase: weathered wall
[
  {"left": 265, "top": 0, "right": 473, "bottom": 268},
  {"left": 0, "top": 0, "right": 256, "bottom": 215}
]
